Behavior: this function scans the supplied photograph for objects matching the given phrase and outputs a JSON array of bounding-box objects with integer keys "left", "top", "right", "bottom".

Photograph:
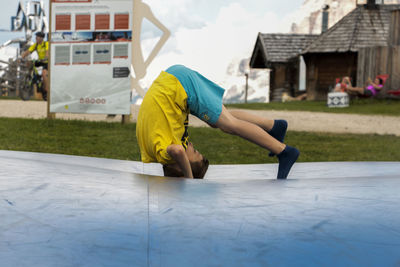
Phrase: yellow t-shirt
[
  {"left": 136, "top": 71, "right": 189, "bottom": 165},
  {"left": 28, "top": 41, "right": 48, "bottom": 60}
]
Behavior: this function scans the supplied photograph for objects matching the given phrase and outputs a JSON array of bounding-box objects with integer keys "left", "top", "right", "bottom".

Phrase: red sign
[
  {"left": 76, "top": 14, "right": 91, "bottom": 30},
  {"left": 55, "top": 14, "right": 71, "bottom": 31},
  {"left": 95, "top": 14, "right": 110, "bottom": 30},
  {"left": 114, "top": 14, "right": 129, "bottom": 30}
]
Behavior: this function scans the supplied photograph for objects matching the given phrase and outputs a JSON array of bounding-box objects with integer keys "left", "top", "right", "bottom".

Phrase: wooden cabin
[
  {"left": 250, "top": 33, "right": 318, "bottom": 101},
  {"left": 250, "top": 1, "right": 400, "bottom": 100},
  {"left": 302, "top": 3, "right": 400, "bottom": 100}
]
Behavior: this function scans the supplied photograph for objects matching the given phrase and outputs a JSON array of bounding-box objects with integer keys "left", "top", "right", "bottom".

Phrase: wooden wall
[
  {"left": 304, "top": 52, "right": 357, "bottom": 100},
  {"left": 271, "top": 64, "right": 288, "bottom": 89},
  {"left": 357, "top": 11, "right": 400, "bottom": 92},
  {"left": 357, "top": 46, "right": 400, "bottom": 91},
  {"left": 269, "top": 60, "right": 300, "bottom": 101},
  {"left": 389, "top": 10, "right": 400, "bottom": 46},
  {"left": 287, "top": 58, "right": 300, "bottom": 95}
]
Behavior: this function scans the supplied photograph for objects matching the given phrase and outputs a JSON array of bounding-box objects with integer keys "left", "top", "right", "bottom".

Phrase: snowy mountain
[
  {"left": 222, "top": 58, "right": 270, "bottom": 104},
  {"left": 289, "top": 0, "right": 356, "bottom": 34}
]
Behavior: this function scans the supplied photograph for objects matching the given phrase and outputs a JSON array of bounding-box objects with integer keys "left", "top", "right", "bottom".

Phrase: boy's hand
[{"left": 167, "top": 144, "right": 193, "bottom": 178}]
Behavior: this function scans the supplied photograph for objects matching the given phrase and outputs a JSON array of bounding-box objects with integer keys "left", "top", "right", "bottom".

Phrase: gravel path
[{"left": 1, "top": 100, "right": 399, "bottom": 136}]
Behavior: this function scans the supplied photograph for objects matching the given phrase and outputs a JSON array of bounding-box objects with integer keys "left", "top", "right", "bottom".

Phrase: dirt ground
[{"left": 1, "top": 100, "right": 399, "bottom": 136}]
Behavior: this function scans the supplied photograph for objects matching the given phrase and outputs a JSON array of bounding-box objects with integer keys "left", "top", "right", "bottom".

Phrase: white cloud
[
  {"left": 140, "top": 2, "right": 291, "bottom": 88},
  {"left": 143, "top": 0, "right": 205, "bottom": 33}
]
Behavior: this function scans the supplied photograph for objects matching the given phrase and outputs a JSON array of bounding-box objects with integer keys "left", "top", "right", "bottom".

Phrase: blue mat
[{"left": 1, "top": 151, "right": 399, "bottom": 266}]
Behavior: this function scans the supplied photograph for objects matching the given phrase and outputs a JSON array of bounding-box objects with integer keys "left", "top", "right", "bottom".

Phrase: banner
[{"left": 50, "top": 0, "right": 131, "bottom": 114}]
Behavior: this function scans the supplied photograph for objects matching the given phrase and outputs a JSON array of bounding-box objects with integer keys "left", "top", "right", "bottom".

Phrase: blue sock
[
  {"left": 277, "top": 146, "right": 299, "bottom": 179},
  {"left": 268, "top": 120, "right": 288, "bottom": 157}
]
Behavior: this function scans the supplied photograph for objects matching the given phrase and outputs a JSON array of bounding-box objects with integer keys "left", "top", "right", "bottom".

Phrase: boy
[{"left": 136, "top": 65, "right": 299, "bottom": 179}]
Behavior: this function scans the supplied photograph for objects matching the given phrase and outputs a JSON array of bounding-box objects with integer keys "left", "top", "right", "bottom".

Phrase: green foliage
[
  {"left": 0, "top": 117, "right": 399, "bottom": 164},
  {"left": 190, "top": 127, "right": 400, "bottom": 163}
]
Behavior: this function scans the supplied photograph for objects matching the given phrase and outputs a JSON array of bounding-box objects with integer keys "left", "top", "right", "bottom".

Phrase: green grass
[
  {"left": 227, "top": 99, "right": 400, "bottom": 116},
  {"left": 0, "top": 118, "right": 140, "bottom": 161},
  {"left": 1, "top": 117, "right": 399, "bottom": 164}
]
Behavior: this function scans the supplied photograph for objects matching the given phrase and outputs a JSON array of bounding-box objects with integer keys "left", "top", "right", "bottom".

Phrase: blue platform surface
[{"left": 1, "top": 150, "right": 399, "bottom": 267}]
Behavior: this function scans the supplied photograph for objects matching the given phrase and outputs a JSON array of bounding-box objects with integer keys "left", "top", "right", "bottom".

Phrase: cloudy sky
[
  {"left": 140, "top": 0, "right": 304, "bottom": 85},
  {"left": 0, "top": 0, "right": 304, "bottom": 86}
]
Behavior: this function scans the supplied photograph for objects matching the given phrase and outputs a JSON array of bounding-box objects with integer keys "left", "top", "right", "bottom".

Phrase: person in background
[
  {"left": 344, "top": 76, "right": 383, "bottom": 97},
  {"left": 335, "top": 76, "right": 383, "bottom": 97},
  {"left": 20, "top": 31, "right": 49, "bottom": 100}
]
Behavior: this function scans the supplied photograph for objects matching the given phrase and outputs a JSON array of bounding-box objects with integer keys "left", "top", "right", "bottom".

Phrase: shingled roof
[
  {"left": 302, "top": 4, "right": 400, "bottom": 54},
  {"left": 250, "top": 33, "right": 318, "bottom": 68}
]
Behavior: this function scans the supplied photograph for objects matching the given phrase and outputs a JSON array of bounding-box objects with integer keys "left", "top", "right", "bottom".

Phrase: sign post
[{"left": 49, "top": 0, "right": 132, "bottom": 116}]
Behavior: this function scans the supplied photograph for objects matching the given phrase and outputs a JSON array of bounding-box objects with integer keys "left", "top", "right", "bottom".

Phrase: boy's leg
[
  {"left": 214, "top": 106, "right": 299, "bottom": 179},
  {"left": 228, "top": 109, "right": 274, "bottom": 131},
  {"left": 229, "top": 109, "right": 288, "bottom": 156},
  {"left": 215, "top": 106, "right": 285, "bottom": 154},
  {"left": 229, "top": 110, "right": 287, "bottom": 141}
]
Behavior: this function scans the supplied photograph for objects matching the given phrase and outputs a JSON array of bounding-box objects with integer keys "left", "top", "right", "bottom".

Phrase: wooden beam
[{"left": 390, "top": 10, "right": 400, "bottom": 46}]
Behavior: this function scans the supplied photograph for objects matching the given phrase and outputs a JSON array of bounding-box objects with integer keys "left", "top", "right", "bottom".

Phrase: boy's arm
[{"left": 166, "top": 144, "right": 193, "bottom": 178}]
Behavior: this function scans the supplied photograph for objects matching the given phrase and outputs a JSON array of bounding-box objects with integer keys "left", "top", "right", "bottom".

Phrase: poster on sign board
[{"left": 50, "top": 0, "right": 132, "bottom": 114}]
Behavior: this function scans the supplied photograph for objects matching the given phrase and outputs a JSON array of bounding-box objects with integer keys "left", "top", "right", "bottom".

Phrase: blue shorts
[{"left": 166, "top": 65, "right": 225, "bottom": 125}]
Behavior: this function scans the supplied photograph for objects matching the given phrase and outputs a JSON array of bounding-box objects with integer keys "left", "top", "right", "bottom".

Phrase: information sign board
[{"left": 50, "top": 0, "right": 132, "bottom": 114}]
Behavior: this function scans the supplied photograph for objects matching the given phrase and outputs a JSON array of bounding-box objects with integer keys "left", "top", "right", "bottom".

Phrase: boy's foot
[
  {"left": 277, "top": 146, "right": 299, "bottom": 179},
  {"left": 268, "top": 120, "right": 288, "bottom": 157}
]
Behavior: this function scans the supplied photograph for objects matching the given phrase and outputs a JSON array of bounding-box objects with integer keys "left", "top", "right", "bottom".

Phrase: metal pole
[
  {"left": 245, "top": 73, "right": 249, "bottom": 103},
  {"left": 47, "top": 0, "right": 55, "bottom": 119}
]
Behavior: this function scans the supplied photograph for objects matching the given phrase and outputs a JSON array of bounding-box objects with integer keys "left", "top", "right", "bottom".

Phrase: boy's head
[{"left": 163, "top": 143, "right": 209, "bottom": 178}]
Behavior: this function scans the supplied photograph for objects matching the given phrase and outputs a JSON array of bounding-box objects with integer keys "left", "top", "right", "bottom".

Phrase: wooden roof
[
  {"left": 250, "top": 33, "right": 318, "bottom": 68},
  {"left": 302, "top": 4, "right": 400, "bottom": 54}
]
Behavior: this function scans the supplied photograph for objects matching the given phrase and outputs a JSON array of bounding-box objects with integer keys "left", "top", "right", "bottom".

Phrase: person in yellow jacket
[{"left": 21, "top": 32, "right": 49, "bottom": 100}]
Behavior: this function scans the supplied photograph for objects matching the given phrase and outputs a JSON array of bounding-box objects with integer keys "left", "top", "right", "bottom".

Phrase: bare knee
[
  {"left": 216, "top": 106, "right": 241, "bottom": 135},
  {"left": 219, "top": 125, "right": 234, "bottom": 135},
  {"left": 206, "top": 122, "right": 218, "bottom": 128}
]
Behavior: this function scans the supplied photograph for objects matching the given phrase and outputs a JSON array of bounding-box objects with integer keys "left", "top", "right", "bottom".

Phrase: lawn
[
  {"left": 1, "top": 117, "right": 399, "bottom": 164},
  {"left": 227, "top": 98, "right": 400, "bottom": 116}
]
